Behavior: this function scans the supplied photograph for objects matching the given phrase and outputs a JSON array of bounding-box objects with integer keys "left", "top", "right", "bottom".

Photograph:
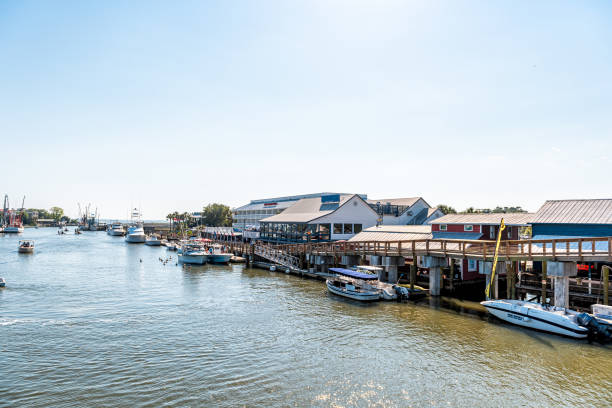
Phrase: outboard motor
[
  {"left": 392, "top": 285, "right": 409, "bottom": 302},
  {"left": 577, "top": 313, "right": 612, "bottom": 344}
]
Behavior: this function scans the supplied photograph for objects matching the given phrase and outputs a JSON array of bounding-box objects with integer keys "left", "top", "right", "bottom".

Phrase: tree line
[
  {"left": 436, "top": 205, "right": 527, "bottom": 215},
  {"left": 166, "top": 203, "right": 233, "bottom": 230}
]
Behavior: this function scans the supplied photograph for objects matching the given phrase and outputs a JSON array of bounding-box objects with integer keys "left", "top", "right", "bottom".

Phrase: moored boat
[
  {"left": 145, "top": 235, "right": 162, "bottom": 246},
  {"left": 326, "top": 267, "right": 382, "bottom": 301},
  {"left": 481, "top": 299, "right": 589, "bottom": 339},
  {"left": 207, "top": 244, "right": 233, "bottom": 263},
  {"left": 0, "top": 277, "right": 5, "bottom": 287},
  {"left": 125, "top": 208, "right": 146, "bottom": 243},
  {"left": 107, "top": 223, "right": 126, "bottom": 236},
  {"left": 18, "top": 240, "right": 35, "bottom": 253},
  {"left": 178, "top": 245, "right": 208, "bottom": 265}
]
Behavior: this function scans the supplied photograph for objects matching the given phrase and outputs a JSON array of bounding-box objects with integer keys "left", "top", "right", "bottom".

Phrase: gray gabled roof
[
  {"left": 531, "top": 199, "right": 612, "bottom": 224},
  {"left": 260, "top": 195, "right": 357, "bottom": 223},
  {"left": 429, "top": 213, "right": 533, "bottom": 226}
]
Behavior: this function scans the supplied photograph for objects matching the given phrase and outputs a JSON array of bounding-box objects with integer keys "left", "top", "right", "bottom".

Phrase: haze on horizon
[{"left": 1, "top": 1, "right": 611, "bottom": 219}]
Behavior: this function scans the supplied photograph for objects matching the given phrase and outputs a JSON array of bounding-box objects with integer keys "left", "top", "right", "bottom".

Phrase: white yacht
[
  {"left": 481, "top": 299, "right": 589, "bottom": 339},
  {"left": 326, "top": 268, "right": 383, "bottom": 301},
  {"left": 125, "top": 208, "right": 146, "bottom": 243},
  {"left": 178, "top": 244, "right": 208, "bottom": 265},
  {"left": 107, "top": 223, "right": 125, "bottom": 236}
]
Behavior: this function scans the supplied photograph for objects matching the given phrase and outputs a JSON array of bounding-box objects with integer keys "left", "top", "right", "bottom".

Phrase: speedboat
[
  {"left": 326, "top": 267, "right": 382, "bottom": 301},
  {"left": 166, "top": 242, "right": 178, "bottom": 251},
  {"left": 18, "top": 240, "right": 35, "bottom": 253},
  {"left": 0, "top": 277, "right": 5, "bottom": 287},
  {"left": 107, "top": 223, "right": 125, "bottom": 236},
  {"left": 481, "top": 299, "right": 589, "bottom": 339},
  {"left": 207, "top": 245, "right": 233, "bottom": 264},
  {"left": 178, "top": 245, "right": 208, "bottom": 265},
  {"left": 145, "top": 235, "right": 162, "bottom": 246},
  {"left": 4, "top": 225, "right": 24, "bottom": 233}
]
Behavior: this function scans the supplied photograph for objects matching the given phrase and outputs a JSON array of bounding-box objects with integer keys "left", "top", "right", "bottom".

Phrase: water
[{"left": 1, "top": 229, "right": 610, "bottom": 407}]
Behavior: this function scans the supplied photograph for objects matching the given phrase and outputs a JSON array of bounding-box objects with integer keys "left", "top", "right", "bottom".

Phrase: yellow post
[{"left": 485, "top": 218, "right": 506, "bottom": 299}]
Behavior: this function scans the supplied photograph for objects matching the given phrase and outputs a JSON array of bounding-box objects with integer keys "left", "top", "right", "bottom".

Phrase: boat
[
  {"left": 207, "top": 244, "right": 233, "bottom": 264},
  {"left": 145, "top": 235, "right": 162, "bottom": 246},
  {"left": 592, "top": 304, "right": 612, "bottom": 321},
  {"left": 18, "top": 240, "right": 35, "bottom": 253},
  {"left": 125, "top": 208, "right": 146, "bottom": 243},
  {"left": 326, "top": 267, "right": 383, "bottom": 301},
  {"left": 0, "top": 277, "right": 5, "bottom": 288},
  {"left": 2, "top": 196, "right": 24, "bottom": 233},
  {"left": 178, "top": 244, "right": 208, "bottom": 265},
  {"left": 107, "top": 223, "right": 126, "bottom": 236},
  {"left": 75, "top": 229, "right": 81, "bottom": 235},
  {"left": 166, "top": 242, "right": 178, "bottom": 251},
  {"left": 481, "top": 299, "right": 589, "bottom": 339}
]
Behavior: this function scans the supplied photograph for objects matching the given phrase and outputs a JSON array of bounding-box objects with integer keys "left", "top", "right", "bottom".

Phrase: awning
[
  {"left": 432, "top": 232, "right": 483, "bottom": 240},
  {"left": 329, "top": 267, "right": 378, "bottom": 280}
]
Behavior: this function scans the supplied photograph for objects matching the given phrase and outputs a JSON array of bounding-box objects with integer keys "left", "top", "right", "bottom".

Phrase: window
[
  {"left": 507, "top": 226, "right": 512, "bottom": 239},
  {"left": 343, "top": 224, "right": 353, "bottom": 234},
  {"left": 489, "top": 226, "right": 496, "bottom": 239},
  {"left": 468, "top": 259, "right": 477, "bottom": 271},
  {"left": 464, "top": 225, "right": 474, "bottom": 232},
  {"left": 333, "top": 223, "right": 342, "bottom": 234},
  {"left": 354, "top": 224, "right": 362, "bottom": 233},
  {"left": 439, "top": 224, "right": 447, "bottom": 231}
]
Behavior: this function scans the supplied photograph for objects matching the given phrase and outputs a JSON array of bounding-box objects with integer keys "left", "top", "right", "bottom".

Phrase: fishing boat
[
  {"left": 125, "top": 208, "right": 146, "bottom": 243},
  {"left": 107, "top": 223, "right": 125, "bottom": 236},
  {"left": 326, "top": 267, "right": 382, "bottom": 301},
  {"left": 4, "top": 212, "right": 24, "bottom": 233},
  {"left": 18, "top": 240, "right": 35, "bottom": 253},
  {"left": 178, "top": 244, "right": 208, "bottom": 265},
  {"left": 145, "top": 235, "right": 162, "bottom": 246},
  {"left": 207, "top": 244, "right": 233, "bottom": 264},
  {"left": 481, "top": 299, "right": 589, "bottom": 339}
]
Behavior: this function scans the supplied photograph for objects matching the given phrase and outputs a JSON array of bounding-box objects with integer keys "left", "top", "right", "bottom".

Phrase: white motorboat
[
  {"left": 481, "top": 299, "right": 589, "bottom": 339},
  {"left": 592, "top": 304, "right": 612, "bottom": 321},
  {"left": 107, "top": 223, "right": 125, "bottom": 236},
  {"left": 207, "top": 244, "right": 233, "bottom": 263},
  {"left": 0, "top": 277, "right": 5, "bottom": 288},
  {"left": 326, "top": 268, "right": 383, "bottom": 301},
  {"left": 178, "top": 245, "right": 208, "bottom": 265},
  {"left": 145, "top": 235, "right": 162, "bottom": 246},
  {"left": 18, "top": 240, "right": 35, "bottom": 253},
  {"left": 125, "top": 208, "right": 146, "bottom": 243}
]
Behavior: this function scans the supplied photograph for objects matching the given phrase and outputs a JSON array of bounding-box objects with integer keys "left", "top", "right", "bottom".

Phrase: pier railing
[{"left": 233, "top": 236, "right": 612, "bottom": 262}]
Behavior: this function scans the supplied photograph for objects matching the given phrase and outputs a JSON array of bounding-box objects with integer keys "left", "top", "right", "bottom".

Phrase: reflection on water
[{"left": 1, "top": 229, "right": 611, "bottom": 407}]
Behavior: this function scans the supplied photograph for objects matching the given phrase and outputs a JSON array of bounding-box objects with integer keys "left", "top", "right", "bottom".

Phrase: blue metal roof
[
  {"left": 432, "top": 232, "right": 483, "bottom": 240},
  {"left": 531, "top": 235, "right": 609, "bottom": 252},
  {"left": 329, "top": 267, "right": 379, "bottom": 280}
]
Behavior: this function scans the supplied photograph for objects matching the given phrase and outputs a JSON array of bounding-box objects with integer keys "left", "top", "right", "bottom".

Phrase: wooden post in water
[
  {"left": 603, "top": 265, "right": 610, "bottom": 306},
  {"left": 512, "top": 261, "right": 517, "bottom": 299},
  {"left": 506, "top": 262, "right": 513, "bottom": 300},
  {"left": 541, "top": 261, "right": 548, "bottom": 304},
  {"left": 410, "top": 255, "right": 417, "bottom": 290},
  {"left": 449, "top": 258, "right": 455, "bottom": 292}
]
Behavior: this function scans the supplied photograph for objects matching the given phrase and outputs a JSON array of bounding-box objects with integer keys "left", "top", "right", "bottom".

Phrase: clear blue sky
[{"left": 1, "top": 0, "right": 611, "bottom": 219}]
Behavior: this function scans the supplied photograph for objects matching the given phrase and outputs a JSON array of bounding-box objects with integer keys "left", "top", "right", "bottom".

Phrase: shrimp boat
[
  {"left": 481, "top": 299, "right": 589, "bottom": 339},
  {"left": 18, "top": 240, "right": 35, "bottom": 253},
  {"left": 178, "top": 244, "right": 208, "bottom": 265},
  {"left": 326, "top": 268, "right": 383, "bottom": 301}
]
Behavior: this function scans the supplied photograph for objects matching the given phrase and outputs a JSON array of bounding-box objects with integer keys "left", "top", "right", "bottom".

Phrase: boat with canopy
[{"left": 326, "top": 267, "right": 382, "bottom": 301}]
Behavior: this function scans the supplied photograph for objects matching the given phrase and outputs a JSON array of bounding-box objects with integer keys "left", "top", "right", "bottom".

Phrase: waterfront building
[
  {"left": 366, "top": 198, "right": 443, "bottom": 225},
  {"left": 259, "top": 194, "right": 378, "bottom": 242},
  {"left": 348, "top": 224, "right": 432, "bottom": 242},
  {"left": 531, "top": 199, "right": 612, "bottom": 237},
  {"left": 429, "top": 213, "right": 533, "bottom": 280}
]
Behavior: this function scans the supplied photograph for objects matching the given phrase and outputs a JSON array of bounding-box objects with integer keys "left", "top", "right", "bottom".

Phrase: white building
[
  {"left": 366, "top": 197, "right": 444, "bottom": 225},
  {"left": 259, "top": 194, "right": 378, "bottom": 242}
]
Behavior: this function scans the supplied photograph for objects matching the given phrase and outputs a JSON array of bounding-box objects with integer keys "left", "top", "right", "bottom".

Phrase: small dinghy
[
  {"left": 145, "top": 235, "right": 162, "bottom": 246},
  {"left": 326, "top": 268, "right": 382, "bottom": 302},
  {"left": 481, "top": 299, "right": 589, "bottom": 339},
  {"left": 0, "top": 277, "right": 6, "bottom": 288}
]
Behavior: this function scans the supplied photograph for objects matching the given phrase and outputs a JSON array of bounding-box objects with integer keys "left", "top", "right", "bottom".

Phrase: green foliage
[
  {"left": 437, "top": 204, "right": 457, "bottom": 215},
  {"left": 201, "top": 203, "right": 232, "bottom": 227},
  {"left": 50, "top": 206, "right": 64, "bottom": 221},
  {"left": 461, "top": 206, "right": 527, "bottom": 214}
]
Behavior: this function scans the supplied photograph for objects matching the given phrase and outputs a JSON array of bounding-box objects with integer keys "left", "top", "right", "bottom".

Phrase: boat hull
[
  {"left": 482, "top": 300, "right": 589, "bottom": 339},
  {"left": 178, "top": 254, "right": 208, "bottom": 265},
  {"left": 125, "top": 234, "right": 146, "bottom": 243},
  {"left": 108, "top": 230, "right": 125, "bottom": 236},
  {"left": 326, "top": 280, "right": 381, "bottom": 301},
  {"left": 145, "top": 240, "right": 161, "bottom": 246},
  {"left": 18, "top": 247, "right": 34, "bottom": 253},
  {"left": 208, "top": 254, "right": 232, "bottom": 264},
  {"left": 4, "top": 227, "right": 24, "bottom": 233}
]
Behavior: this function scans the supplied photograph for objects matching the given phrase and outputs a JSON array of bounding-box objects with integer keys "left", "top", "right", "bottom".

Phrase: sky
[{"left": 1, "top": 0, "right": 611, "bottom": 219}]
